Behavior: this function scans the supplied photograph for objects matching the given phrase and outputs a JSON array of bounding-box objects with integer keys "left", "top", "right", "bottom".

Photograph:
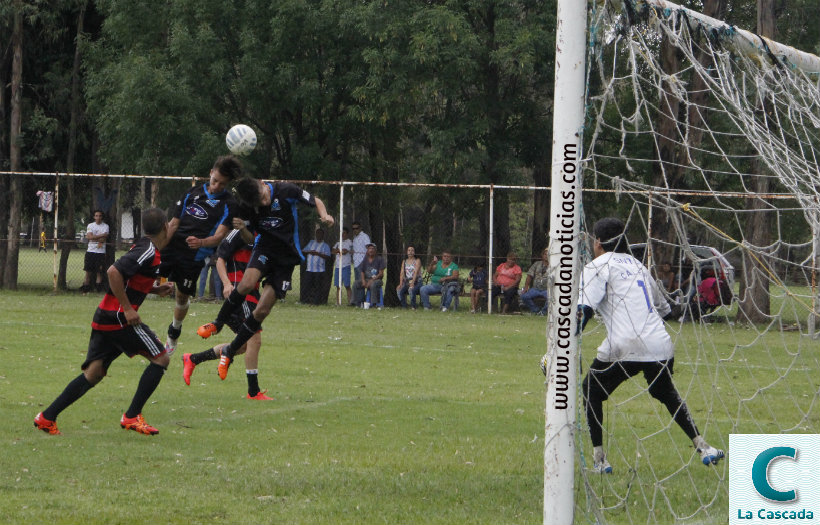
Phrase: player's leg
[
  {"left": 198, "top": 267, "right": 263, "bottom": 338},
  {"left": 242, "top": 333, "right": 271, "bottom": 399},
  {"left": 35, "top": 329, "right": 122, "bottom": 434},
  {"left": 582, "top": 359, "right": 634, "bottom": 473},
  {"left": 35, "top": 358, "right": 106, "bottom": 435},
  {"left": 166, "top": 289, "right": 189, "bottom": 353},
  {"left": 642, "top": 360, "right": 725, "bottom": 465},
  {"left": 121, "top": 325, "right": 169, "bottom": 435},
  {"left": 217, "top": 289, "right": 275, "bottom": 380}
]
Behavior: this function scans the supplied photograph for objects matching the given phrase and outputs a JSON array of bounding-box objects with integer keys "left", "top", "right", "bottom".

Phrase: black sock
[
  {"left": 247, "top": 371, "right": 260, "bottom": 396},
  {"left": 125, "top": 363, "right": 166, "bottom": 418},
  {"left": 190, "top": 348, "right": 218, "bottom": 365},
  {"left": 43, "top": 374, "right": 93, "bottom": 421},
  {"left": 214, "top": 289, "right": 246, "bottom": 326},
  {"left": 226, "top": 316, "right": 262, "bottom": 358}
]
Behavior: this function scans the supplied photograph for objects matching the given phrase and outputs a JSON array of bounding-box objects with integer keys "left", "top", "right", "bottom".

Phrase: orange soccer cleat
[
  {"left": 246, "top": 390, "right": 274, "bottom": 401},
  {"left": 120, "top": 413, "right": 159, "bottom": 435},
  {"left": 34, "top": 412, "right": 61, "bottom": 435},
  {"left": 217, "top": 354, "right": 232, "bottom": 381},
  {"left": 197, "top": 322, "right": 220, "bottom": 339},
  {"left": 182, "top": 353, "right": 196, "bottom": 386}
]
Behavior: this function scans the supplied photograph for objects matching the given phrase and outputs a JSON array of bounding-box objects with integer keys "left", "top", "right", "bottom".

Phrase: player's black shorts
[
  {"left": 84, "top": 251, "right": 106, "bottom": 273},
  {"left": 159, "top": 249, "right": 205, "bottom": 296},
  {"left": 82, "top": 324, "right": 165, "bottom": 372},
  {"left": 247, "top": 239, "right": 297, "bottom": 300},
  {"left": 226, "top": 298, "right": 262, "bottom": 334}
]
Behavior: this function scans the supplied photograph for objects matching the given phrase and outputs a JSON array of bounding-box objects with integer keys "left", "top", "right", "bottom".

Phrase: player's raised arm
[{"left": 314, "top": 197, "right": 335, "bottom": 227}]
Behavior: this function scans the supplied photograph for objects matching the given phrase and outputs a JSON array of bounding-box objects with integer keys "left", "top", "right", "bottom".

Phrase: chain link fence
[{"left": 1, "top": 172, "right": 549, "bottom": 313}]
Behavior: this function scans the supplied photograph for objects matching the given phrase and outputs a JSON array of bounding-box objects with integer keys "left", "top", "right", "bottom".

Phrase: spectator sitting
[
  {"left": 352, "top": 243, "right": 385, "bottom": 308},
  {"left": 350, "top": 221, "right": 371, "bottom": 286},
  {"left": 655, "top": 262, "right": 677, "bottom": 293},
  {"left": 420, "top": 250, "right": 460, "bottom": 312},
  {"left": 689, "top": 269, "right": 731, "bottom": 320},
  {"left": 521, "top": 247, "right": 550, "bottom": 315},
  {"left": 492, "top": 252, "right": 522, "bottom": 314},
  {"left": 468, "top": 263, "right": 488, "bottom": 313},
  {"left": 396, "top": 244, "right": 422, "bottom": 309}
]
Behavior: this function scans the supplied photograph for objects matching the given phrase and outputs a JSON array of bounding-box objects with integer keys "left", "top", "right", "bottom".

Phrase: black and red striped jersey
[
  {"left": 216, "top": 229, "right": 260, "bottom": 304},
  {"left": 165, "top": 183, "right": 237, "bottom": 262},
  {"left": 91, "top": 237, "right": 160, "bottom": 331}
]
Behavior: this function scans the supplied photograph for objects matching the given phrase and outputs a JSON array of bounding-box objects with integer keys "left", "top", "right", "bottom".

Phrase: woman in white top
[
  {"left": 396, "top": 245, "right": 422, "bottom": 309},
  {"left": 578, "top": 217, "right": 723, "bottom": 474}
]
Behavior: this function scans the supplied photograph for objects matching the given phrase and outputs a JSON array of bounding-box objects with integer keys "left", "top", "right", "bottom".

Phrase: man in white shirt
[
  {"left": 81, "top": 210, "right": 109, "bottom": 294},
  {"left": 578, "top": 217, "right": 723, "bottom": 473},
  {"left": 350, "top": 222, "right": 371, "bottom": 302},
  {"left": 331, "top": 227, "right": 353, "bottom": 305}
]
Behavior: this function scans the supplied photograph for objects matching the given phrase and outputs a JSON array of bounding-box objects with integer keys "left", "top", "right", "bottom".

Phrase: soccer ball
[{"left": 225, "top": 124, "right": 257, "bottom": 156}]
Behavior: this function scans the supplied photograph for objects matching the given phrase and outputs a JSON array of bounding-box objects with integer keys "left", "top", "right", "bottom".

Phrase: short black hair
[
  {"left": 593, "top": 217, "right": 629, "bottom": 253},
  {"left": 213, "top": 155, "right": 243, "bottom": 181},
  {"left": 142, "top": 208, "right": 166, "bottom": 236},
  {"left": 342, "top": 226, "right": 350, "bottom": 233},
  {"left": 235, "top": 177, "right": 263, "bottom": 207}
]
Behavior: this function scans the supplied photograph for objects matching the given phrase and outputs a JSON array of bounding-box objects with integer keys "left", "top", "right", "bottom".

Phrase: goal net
[{"left": 545, "top": 0, "right": 820, "bottom": 523}]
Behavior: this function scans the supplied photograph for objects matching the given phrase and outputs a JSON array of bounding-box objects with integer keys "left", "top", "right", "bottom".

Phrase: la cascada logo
[{"left": 729, "top": 435, "right": 820, "bottom": 524}]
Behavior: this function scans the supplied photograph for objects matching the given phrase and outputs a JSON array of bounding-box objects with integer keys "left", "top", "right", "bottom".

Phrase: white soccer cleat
[
  {"left": 592, "top": 449, "right": 613, "bottom": 474},
  {"left": 592, "top": 457, "right": 613, "bottom": 474},
  {"left": 164, "top": 338, "right": 177, "bottom": 357},
  {"left": 698, "top": 445, "right": 725, "bottom": 466}
]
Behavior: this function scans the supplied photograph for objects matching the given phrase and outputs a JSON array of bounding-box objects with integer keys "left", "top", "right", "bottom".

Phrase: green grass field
[{"left": 2, "top": 289, "right": 817, "bottom": 524}]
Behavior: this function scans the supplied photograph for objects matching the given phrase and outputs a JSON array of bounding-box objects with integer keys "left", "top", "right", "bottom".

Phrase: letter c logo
[{"left": 752, "top": 447, "right": 797, "bottom": 502}]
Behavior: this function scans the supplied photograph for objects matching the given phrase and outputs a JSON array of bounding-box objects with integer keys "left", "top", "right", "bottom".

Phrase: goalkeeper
[{"left": 575, "top": 217, "right": 724, "bottom": 473}]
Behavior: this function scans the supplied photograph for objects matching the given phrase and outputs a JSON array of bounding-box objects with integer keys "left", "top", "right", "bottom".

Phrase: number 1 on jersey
[{"left": 637, "top": 279, "right": 653, "bottom": 312}]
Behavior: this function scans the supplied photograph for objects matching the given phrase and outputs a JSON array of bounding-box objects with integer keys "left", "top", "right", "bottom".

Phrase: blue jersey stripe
[{"left": 288, "top": 198, "right": 304, "bottom": 261}]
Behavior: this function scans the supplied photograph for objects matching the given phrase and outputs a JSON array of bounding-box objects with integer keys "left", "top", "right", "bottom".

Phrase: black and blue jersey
[
  {"left": 165, "top": 183, "right": 237, "bottom": 262},
  {"left": 239, "top": 182, "right": 316, "bottom": 266}
]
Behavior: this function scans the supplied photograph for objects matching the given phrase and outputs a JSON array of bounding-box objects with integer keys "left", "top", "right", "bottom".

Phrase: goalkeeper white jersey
[{"left": 579, "top": 251, "right": 673, "bottom": 363}]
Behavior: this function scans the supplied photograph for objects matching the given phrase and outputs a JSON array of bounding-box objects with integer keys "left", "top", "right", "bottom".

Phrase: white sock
[
  {"left": 172, "top": 319, "right": 183, "bottom": 330},
  {"left": 693, "top": 435, "right": 707, "bottom": 450},
  {"left": 246, "top": 369, "right": 258, "bottom": 375}
]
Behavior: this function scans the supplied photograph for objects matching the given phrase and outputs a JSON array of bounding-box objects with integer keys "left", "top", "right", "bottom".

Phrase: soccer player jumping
[
  {"left": 573, "top": 217, "right": 724, "bottom": 473},
  {"left": 35, "top": 208, "right": 175, "bottom": 436},
  {"left": 196, "top": 177, "right": 334, "bottom": 379},
  {"left": 160, "top": 155, "right": 242, "bottom": 355}
]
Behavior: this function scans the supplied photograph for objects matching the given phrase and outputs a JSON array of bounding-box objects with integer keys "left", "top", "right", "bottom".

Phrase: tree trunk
[
  {"left": 0, "top": 29, "right": 8, "bottom": 286},
  {"left": 4, "top": 3, "right": 23, "bottom": 290},
  {"left": 530, "top": 160, "right": 549, "bottom": 260},
  {"left": 649, "top": 0, "right": 726, "bottom": 268},
  {"left": 59, "top": 2, "right": 86, "bottom": 291},
  {"left": 737, "top": 0, "right": 775, "bottom": 324}
]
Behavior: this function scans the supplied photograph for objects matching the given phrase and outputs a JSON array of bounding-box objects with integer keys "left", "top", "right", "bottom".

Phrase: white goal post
[{"left": 544, "top": 0, "right": 820, "bottom": 523}]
